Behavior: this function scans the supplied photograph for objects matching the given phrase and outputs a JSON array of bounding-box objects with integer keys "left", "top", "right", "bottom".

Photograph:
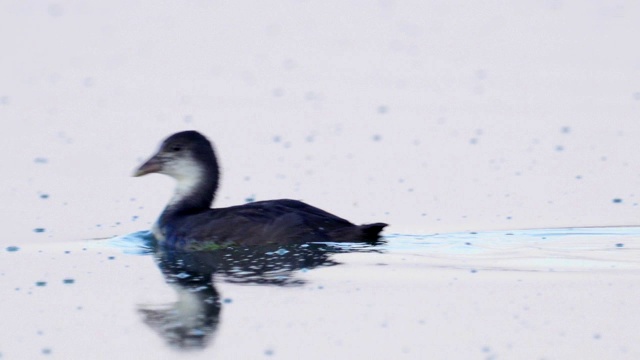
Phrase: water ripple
[{"left": 382, "top": 226, "right": 640, "bottom": 272}]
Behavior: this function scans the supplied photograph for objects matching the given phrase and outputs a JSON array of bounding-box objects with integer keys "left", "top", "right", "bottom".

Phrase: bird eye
[{"left": 171, "top": 145, "right": 182, "bottom": 152}]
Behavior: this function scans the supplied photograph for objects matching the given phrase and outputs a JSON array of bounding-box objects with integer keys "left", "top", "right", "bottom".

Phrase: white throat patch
[{"left": 165, "top": 156, "right": 204, "bottom": 206}]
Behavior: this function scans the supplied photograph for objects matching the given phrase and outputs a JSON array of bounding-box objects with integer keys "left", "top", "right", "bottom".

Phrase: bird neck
[{"left": 164, "top": 163, "right": 219, "bottom": 216}]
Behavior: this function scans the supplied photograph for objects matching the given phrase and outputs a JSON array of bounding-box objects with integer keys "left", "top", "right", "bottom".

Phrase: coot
[{"left": 134, "top": 131, "right": 387, "bottom": 248}]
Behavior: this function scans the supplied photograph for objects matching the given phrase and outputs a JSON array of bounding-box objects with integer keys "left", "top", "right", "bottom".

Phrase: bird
[{"left": 133, "top": 131, "right": 387, "bottom": 249}]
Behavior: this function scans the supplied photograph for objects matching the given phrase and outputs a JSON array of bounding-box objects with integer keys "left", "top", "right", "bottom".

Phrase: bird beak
[{"left": 133, "top": 154, "right": 163, "bottom": 177}]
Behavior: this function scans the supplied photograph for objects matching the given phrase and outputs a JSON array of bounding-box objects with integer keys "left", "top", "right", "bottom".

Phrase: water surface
[{"left": 1, "top": 227, "right": 640, "bottom": 359}]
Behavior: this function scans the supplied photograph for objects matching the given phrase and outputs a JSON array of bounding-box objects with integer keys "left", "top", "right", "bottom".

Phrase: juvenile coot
[{"left": 134, "top": 131, "right": 387, "bottom": 248}]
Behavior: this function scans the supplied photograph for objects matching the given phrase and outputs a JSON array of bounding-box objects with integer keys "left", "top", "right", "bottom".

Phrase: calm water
[
  {"left": 1, "top": 227, "right": 640, "bottom": 359},
  {"left": 4, "top": 2, "right": 640, "bottom": 359}
]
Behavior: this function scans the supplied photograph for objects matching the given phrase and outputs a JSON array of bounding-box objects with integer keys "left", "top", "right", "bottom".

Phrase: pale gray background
[{"left": 1, "top": 1, "right": 639, "bottom": 243}]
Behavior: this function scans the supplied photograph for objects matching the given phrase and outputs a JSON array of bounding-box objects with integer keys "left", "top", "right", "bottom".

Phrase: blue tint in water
[
  {"left": 175, "top": 272, "right": 190, "bottom": 279},
  {"left": 102, "top": 227, "right": 640, "bottom": 274},
  {"left": 264, "top": 349, "right": 274, "bottom": 356},
  {"left": 383, "top": 227, "right": 640, "bottom": 272},
  {"left": 188, "top": 329, "right": 205, "bottom": 336},
  {"left": 105, "top": 231, "right": 155, "bottom": 255},
  {"left": 6, "top": 246, "right": 19, "bottom": 252}
]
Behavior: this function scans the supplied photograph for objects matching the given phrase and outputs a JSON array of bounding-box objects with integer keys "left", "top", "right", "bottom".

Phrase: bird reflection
[{"left": 137, "top": 240, "right": 385, "bottom": 349}]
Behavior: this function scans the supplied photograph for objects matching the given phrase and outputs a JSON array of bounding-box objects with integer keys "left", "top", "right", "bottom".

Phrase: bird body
[{"left": 134, "top": 131, "right": 386, "bottom": 249}]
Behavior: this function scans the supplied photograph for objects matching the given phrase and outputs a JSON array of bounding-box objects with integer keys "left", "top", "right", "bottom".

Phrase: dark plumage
[{"left": 134, "top": 131, "right": 387, "bottom": 248}]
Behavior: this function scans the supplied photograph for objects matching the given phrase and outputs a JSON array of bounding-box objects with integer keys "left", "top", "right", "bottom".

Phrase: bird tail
[
  {"left": 359, "top": 222, "right": 388, "bottom": 239},
  {"left": 326, "top": 222, "right": 388, "bottom": 242}
]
